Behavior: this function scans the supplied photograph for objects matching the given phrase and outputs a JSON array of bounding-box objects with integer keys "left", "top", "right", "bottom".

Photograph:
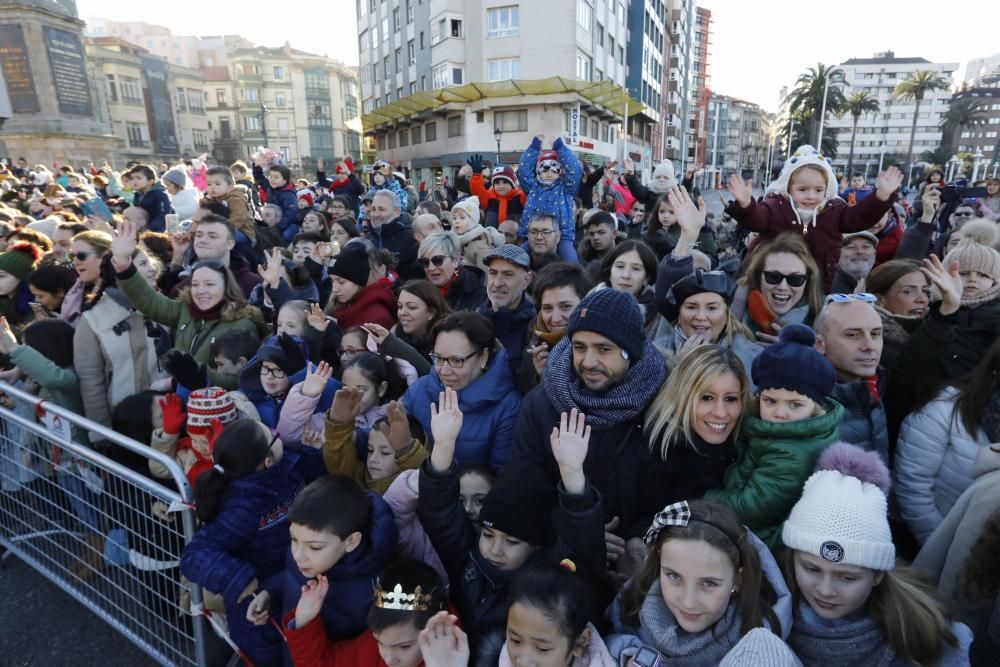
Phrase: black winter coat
[
  {"left": 476, "top": 295, "right": 536, "bottom": 381},
  {"left": 445, "top": 265, "right": 487, "bottom": 312}
]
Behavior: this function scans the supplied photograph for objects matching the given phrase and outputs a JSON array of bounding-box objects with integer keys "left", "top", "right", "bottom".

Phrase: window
[
  {"left": 395, "top": 48, "right": 402, "bottom": 72},
  {"left": 387, "top": 132, "right": 396, "bottom": 149},
  {"left": 576, "top": 53, "right": 592, "bottom": 81},
  {"left": 596, "top": 23, "right": 604, "bottom": 46},
  {"left": 488, "top": 58, "right": 520, "bottom": 81},
  {"left": 425, "top": 121, "right": 437, "bottom": 141},
  {"left": 309, "top": 103, "right": 332, "bottom": 127},
  {"left": 432, "top": 63, "right": 448, "bottom": 89},
  {"left": 398, "top": 129, "right": 408, "bottom": 147},
  {"left": 396, "top": 86, "right": 403, "bottom": 100},
  {"left": 452, "top": 67, "right": 463, "bottom": 84},
  {"left": 277, "top": 118, "right": 289, "bottom": 133},
  {"left": 240, "top": 64, "right": 258, "bottom": 75},
  {"left": 175, "top": 89, "right": 187, "bottom": 113},
  {"left": 577, "top": 0, "right": 592, "bottom": 30},
  {"left": 275, "top": 93, "right": 286, "bottom": 107},
  {"left": 408, "top": 40, "right": 415, "bottom": 64},
  {"left": 243, "top": 88, "right": 259, "bottom": 102},
  {"left": 120, "top": 76, "right": 142, "bottom": 105},
  {"left": 420, "top": 75, "right": 427, "bottom": 90},
  {"left": 393, "top": 8, "right": 400, "bottom": 31},
  {"left": 280, "top": 146, "right": 290, "bottom": 162},
  {"left": 216, "top": 88, "right": 227, "bottom": 105},
  {"left": 273, "top": 66, "right": 284, "bottom": 80},
  {"left": 382, "top": 17, "right": 389, "bottom": 43},
  {"left": 448, "top": 115, "right": 463, "bottom": 137},
  {"left": 187, "top": 89, "right": 205, "bottom": 114},
  {"left": 495, "top": 110, "right": 527, "bottom": 132},
  {"left": 219, "top": 117, "right": 232, "bottom": 139},
  {"left": 126, "top": 122, "right": 149, "bottom": 147},
  {"left": 487, "top": 6, "right": 520, "bottom": 38},
  {"left": 409, "top": 82, "right": 416, "bottom": 94},
  {"left": 406, "top": 0, "right": 413, "bottom": 22},
  {"left": 591, "top": 119, "right": 599, "bottom": 138},
  {"left": 411, "top": 125, "right": 422, "bottom": 144},
  {"left": 420, "top": 31, "right": 424, "bottom": 48},
  {"left": 451, "top": 19, "right": 463, "bottom": 37},
  {"left": 244, "top": 115, "right": 261, "bottom": 131},
  {"left": 193, "top": 129, "right": 209, "bottom": 150},
  {"left": 384, "top": 56, "right": 390, "bottom": 77},
  {"left": 609, "top": 35, "right": 615, "bottom": 58},
  {"left": 106, "top": 74, "right": 117, "bottom": 102}
]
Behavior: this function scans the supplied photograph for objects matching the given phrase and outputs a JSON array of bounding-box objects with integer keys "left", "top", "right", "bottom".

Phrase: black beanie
[
  {"left": 479, "top": 463, "right": 556, "bottom": 546},
  {"left": 330, "top": 243, "right": 370, "bottom": 288},
  {"left": 751, "top": 324, "right": 835, "bottom": 405}
]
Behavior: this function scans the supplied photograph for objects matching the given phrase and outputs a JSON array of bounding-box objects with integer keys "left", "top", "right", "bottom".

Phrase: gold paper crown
[{"left": 373, "top": 583, "right": 432, "bottom": 611}]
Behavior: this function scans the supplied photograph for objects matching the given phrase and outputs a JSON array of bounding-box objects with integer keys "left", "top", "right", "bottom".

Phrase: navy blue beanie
[
  {"left": 751, "top": 323, "right": 835, "bottom": 405},
  {"left": 566, "top": 288, "right": 645, "bottom": 361}
]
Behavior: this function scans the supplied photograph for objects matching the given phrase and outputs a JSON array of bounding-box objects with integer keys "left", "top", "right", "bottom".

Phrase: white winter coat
[{"left": 895, "top": 386, "right": 993, "bottom": 543}]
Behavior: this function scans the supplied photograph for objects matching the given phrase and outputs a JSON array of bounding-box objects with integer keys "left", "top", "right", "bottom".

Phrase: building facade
[
  {"left": 625, "top": 0, "right": 667, "bottom": 160},
  {"left": 952, "top": 69, "right": 1000, "bottom": 176},
  {"left": 704, "top": 92, "right": 769, "bottom": 189},
  {"left": 691, "top": 6, "right": 711, "bottom": 170},
  {"left": 823, "top": 52, "right": 957, "bottom": 179},
  {"left": 664, "top": 0, "right": 696, "bottom": 170},
  {"left": 356, "top": 0, "right": 650, "bottom": 187}
]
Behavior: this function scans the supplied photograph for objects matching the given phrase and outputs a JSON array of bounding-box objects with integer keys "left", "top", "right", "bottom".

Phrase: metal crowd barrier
[{"left": 0, "top": 381, "right": 210, "bottom": 666}]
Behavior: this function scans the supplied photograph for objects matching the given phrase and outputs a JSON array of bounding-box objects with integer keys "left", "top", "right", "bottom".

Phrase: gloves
[
  {"left": 162, "top": 350, "right": 208, "bottom": 391},
  {"left": 277, "top": 333, "right": 307, "bottom": 376},
  {"left": 466, "top": 153, "right": 484, "bottom": 174},
  {"left": 158, "top": 393, "right": 186, "bottom": 436}
]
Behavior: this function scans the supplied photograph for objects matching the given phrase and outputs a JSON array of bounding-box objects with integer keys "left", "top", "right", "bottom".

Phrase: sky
[{"left": 78, "top": 0, "right": 999, "bottom": 114}]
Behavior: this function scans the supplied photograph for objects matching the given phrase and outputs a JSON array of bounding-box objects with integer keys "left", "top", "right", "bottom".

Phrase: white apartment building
[
  {"left": 824, "top": 52, "right": 957, "bottom": 178},
  {"left": 704, "top": 93, "right": 769, "bottom": 188},
  {"left": 664, "top": 0, "right": 696, "bottom": 168},
  {"left": 965, "top": 53, "right": 1000, "bottom": 86},
  {"left": 356, "top": 0, "right": 651, "bottom": 185}
]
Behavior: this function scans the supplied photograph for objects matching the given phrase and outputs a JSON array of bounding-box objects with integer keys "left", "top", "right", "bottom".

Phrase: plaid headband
[{"left": 643, "top": 501, "right": 743, "bottom": 562}]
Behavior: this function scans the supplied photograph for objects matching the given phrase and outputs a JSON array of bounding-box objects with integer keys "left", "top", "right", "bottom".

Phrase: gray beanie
[
  {"left": 718, "top": 628, "right": 802, "bottom": 667},
  {"left": 162, "top": 168, "right": 189, "bottom": 189}
]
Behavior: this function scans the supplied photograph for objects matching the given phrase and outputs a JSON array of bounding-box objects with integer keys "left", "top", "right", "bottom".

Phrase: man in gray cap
[
  {"left": 830, "top": 231, "right": 878, "bottom": 294},
  {"left": 476, "top": 244, "right": 536, "bottom": 381}
]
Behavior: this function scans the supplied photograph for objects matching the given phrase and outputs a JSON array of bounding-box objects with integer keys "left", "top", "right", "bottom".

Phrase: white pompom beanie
[
  {"left": 766, "top": 144, "right": 838, "bottom": 202},
  {"left": 782, "top": 443, "right": 896, "bottom": 571},
  {"left": 648, "top": 161, "right": 677, "bottom": 194},
  {"left": 451, "top": 196, "right": 481, "bottom": 225}
]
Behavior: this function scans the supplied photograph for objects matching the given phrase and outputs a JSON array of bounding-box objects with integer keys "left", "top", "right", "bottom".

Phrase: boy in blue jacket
[
  {"left": 516, "top": 134, "right": 583, "bottom": 262},
  {"left": 248, "top": 475, "right": 399, "bottom": 663},
  {"left": 253, "top": 163, "right": 300, "bottom": 242},
  {"left": 129, "top": 164, "right": 173, "bottom": 232}
]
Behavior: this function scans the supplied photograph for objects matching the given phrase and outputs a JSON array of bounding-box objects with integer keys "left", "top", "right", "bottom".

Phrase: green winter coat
[
  {"left": 116, "top": 266, "right": 265, "bottom": 389},
  {"left": 706, "top": 400, "right": 844, "bottom": 550},
  {"left": 10, "top": 344, "right": 89, "bottom": 446}
]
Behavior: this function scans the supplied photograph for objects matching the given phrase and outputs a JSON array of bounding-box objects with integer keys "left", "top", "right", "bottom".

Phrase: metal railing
[{"left": 0, "top": 381, "right": 209, "bottom": 666}]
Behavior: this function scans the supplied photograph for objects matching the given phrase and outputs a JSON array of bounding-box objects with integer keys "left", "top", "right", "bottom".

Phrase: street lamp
[
  {"left": 816, "top": 69, "right": 843, "bottom": 150},
  {"left": 493, "top": 127, "right": 503, "bottom": 166},
  {"left": 947, "top": 154, "right": 960, "bottom": 182},
  {"left": 972, "top": 149, "right": 985, "bottom": 181}
]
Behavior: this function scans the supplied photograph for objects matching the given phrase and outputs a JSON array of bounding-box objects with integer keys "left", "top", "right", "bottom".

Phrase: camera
[{"left": 940, "top": 183, "right": 988, "bottom": 204}]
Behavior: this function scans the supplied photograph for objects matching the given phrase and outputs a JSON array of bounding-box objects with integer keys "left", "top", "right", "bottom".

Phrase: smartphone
[{"left": 165, "top": 213, "right": 180, "bottom": 234}]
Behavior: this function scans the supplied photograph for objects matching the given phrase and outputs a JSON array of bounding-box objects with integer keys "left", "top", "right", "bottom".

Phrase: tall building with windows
[
  {"left": 625, "top": 0, "right": 667, "bottom": 162},
  {"left": 691, "top": 6, "right": 711, "bottom": 170},
  {"left": 356, "top": 0, "right": 650, "bottom": 185},
  {"left": 664, "top": 0, "right": 696, "bottom": 169},
  {"left": 821, "top": 52, "right": 957, "bottom": 179},
  {"left": 704, "top": 92, "right": 769, "bottom": 188},
  {"left": 952, "top": 69, "right": 1000, "bottom": 171}
]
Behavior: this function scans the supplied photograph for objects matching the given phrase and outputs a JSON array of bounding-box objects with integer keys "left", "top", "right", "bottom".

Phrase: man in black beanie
[{"left": 512, "top": 288, "right": 667, "bottom": 576}]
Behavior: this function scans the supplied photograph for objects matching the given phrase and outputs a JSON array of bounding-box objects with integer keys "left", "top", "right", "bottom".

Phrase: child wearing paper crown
[
  {"left": 517, "top": 134, "right": 584, "bottom": 262},
  {"left": 725, "top": 145, "right": 904, "bottom": 291},
  {"left": 284, "top": 558, "right": 450, "bottom": 667},
  {"left": 781, "top": 442, "right": 971, "bottom": 666},
  {"left": 705, "top": 324, "right": 844, "bottom": 550}
]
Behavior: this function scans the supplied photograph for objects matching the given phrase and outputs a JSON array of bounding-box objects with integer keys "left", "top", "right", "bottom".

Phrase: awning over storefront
[{"left": 361, "top": 76, "right": 645, "bottom": 130}]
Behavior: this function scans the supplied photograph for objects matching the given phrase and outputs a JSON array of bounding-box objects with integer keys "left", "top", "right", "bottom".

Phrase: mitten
[
  {"left": 158, "top": 393, "right": 186, "bottom": 436},
  {"left": 466, "top": 153, "right": 484, "bottom": 174},
  {"left": 162, "top": 350, "right": 208, "bottom": 391},
  {"left": 277, "top": 333, "right": 307, "bottom": 375}
]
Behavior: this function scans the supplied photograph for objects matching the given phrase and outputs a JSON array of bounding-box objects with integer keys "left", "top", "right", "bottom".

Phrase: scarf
[
  {"left": 960, "top": 281, "right": 1000, "bottom": 308},
  {"left": 873, "top": 304, "right": 919, "bottom": 347},
  {"left": 981, "top": 386, "right": 1000, "bottom": 443},
  {"left": 438, "top": 269, "right": 461, "bottom": 298},
  {"left": 788, "top": 602, "right": 897, "bottom": 667},
  {"left": 636, "top": 580, "right": 744, "bottom": 666},
  {"left": 187, "top": 299, "right": 225, "bottom": 321},
  {"left": 543, "top": 337, "right": 666, "bottom": 429}
]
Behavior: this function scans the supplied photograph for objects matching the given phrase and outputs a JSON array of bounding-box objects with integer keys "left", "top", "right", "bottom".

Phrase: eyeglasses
[
  {"left": 954, "top": 211, "right": 975, "bottom": 217},
  {"left": 67, "top": 251, "right": 98, "bottom": 262},
  {"left": 537, "top": 160, "right": 562, "bottom": 173},
  {"left": 418, "top": 255, "right": 450, "bottom": 268},
  {"left": 429, "top": 350, "right": 480, "bottom": 369},
  {"left": 761, "top": 270, "right": 808, "bottom": 288},
  {"left": 528, "top": 229, "right": 555, "bottom": 237},
  {"left": 825, "top": 292, "right": 877, "bottom": 305},
  {"left": 260, "top": 365, "right": 287, "bottom": 378},
  {"left": 337, "top": 346, "right": 366, "bottom": 358}
]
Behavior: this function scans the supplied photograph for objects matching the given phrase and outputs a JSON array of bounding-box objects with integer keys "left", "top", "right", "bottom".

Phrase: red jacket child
[{"left": 469, "top": 166, "right": 526, "bottom": 228}]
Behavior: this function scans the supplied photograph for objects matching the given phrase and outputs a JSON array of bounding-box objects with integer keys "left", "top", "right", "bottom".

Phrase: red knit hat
[
  {"left": 297, "top": 189, "right": 315, "bottom": 207},
  {"left": 185, "top": 387, "right": 237, "bottom": 436},
  {"left": 536, "top": 149, "right": 559, "bottom": 164},
  {"left": 491, "top": 166, "right": 517, "bottom": 187}
]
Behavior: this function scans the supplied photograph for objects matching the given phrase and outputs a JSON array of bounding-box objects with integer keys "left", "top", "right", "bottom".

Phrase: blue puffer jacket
[
  {"left": 264, "top": 490, "right": 398, "bottom": 643},
  {"left": 366, "top": 177, "right": 409, "bottom": 211},
  {"left": 179, "top": 445, "right": 327, "bottom": 605},
  {"left": 254, "top": 165, "right": 300, "bottom": 242},
  {"left": 402, "top": 350, "right": 520, "bottom": 470},
  {"left": 516, "top": 136, "right": 583, "bottom": 241},
  {"left": 237, "top": 335, "right": 340, "bottom": 428},
  {"left": 135, "top": 183, "right": 173, "bottom": 233}
]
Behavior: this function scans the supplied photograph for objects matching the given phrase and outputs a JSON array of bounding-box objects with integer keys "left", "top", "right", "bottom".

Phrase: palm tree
[
  {"left": 788, "top": 63, "right": 847, "bottom": 149},
  {"left": 939, "top": 96, "right": 989, "bottom": 151},
  {"left": 841, "top": 91, "right": 881, "bottom": 176},
  {"left": 894, "top": 70, "right": 951, "bottom": 186}
]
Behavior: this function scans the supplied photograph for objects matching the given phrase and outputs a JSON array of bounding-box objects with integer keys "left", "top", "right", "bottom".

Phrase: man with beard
[
  {"left": 512, "top": 288, "right": 667, "bottom": 572},
  {"left": 830, "top": 231, "right": 878, "bottom": 293}
]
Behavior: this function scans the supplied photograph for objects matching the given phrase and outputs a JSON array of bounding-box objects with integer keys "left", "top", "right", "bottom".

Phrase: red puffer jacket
[{"left": 333, "top": 281, "right": 397, "bottom": 331}]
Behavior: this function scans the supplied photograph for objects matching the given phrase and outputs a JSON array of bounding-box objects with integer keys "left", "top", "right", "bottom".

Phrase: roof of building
[
  {"left": 842, "top": 56, "right": 931, "bottom": 65},
  {"left": 362, "top": 76, "right": 643, "bottom": 129}
]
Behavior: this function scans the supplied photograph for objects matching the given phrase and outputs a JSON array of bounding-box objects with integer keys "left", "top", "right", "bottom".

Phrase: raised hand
[
  {"left": 362, "top": 322, "right": 390, "bottom": 346},
  {"left": 623, "top": 157, "right": 635, "bottom": 175},
  {"left": 921, "top": 185, "right": 941, "bottom": 222},
  {"left": 328, "top": 386, "right": 365, "bottom": 424},
  {"left": 378, "top": 401, "right": 412, "bottom": 451},
  {"left": 293, "top": 574, "right": 329, "bottom": 628},
  {"left": 457, "top": 164, "right": 473, "bottom": 178},
  {"left": 0, "top": 317, "right": 17, "bottom": 355},
  {"left": 111, "top": 218, "right": 138, "bottom": 260},
  {"left": 158, "top": 393, "right": 186, "bottom": 436},
  {"left": 666, "top": 186, "right": 706, "bottom": 240},
  {"left": 875, "top": 165, "right": 904, "bottom": 201},
  {"left": 429, "top": 388, "right": 462, "bottom": 472},
  {"left": 257, "top": 247, "right": 284, "bottom": 289},
  {"left": 921, "top": 255, "right": 962, "bottom": 316},
  {"left": 550, "top": 408, "right": 590, "bottom": 494},
  {"left": 245, "top": 589, "right": 270, "bottom": 626},
  {"left": 419, "top": 612, "right": 470, "bottom": 667},
  {"left": 306, "top": 303, "right": 330, "bottom": 332},
  {"left": 302, "top": 424, "right": 324, "bottom": 449},
  {"left": 726, "top": 174, "right": 753, "bottom": 208},
  {"left": 466, "top": 153, "right": 484, "bottom": 173},
  {"left": 676, "top": 332, "right": 708, "bottom": 358},
  {"left": 300, "top": 361, "right": 332, "bottom": 398},
  {"left": 529, "top": 343, "right": 550, "bottom": 377},
  {"left": 317, "top": 158, "right": 325, "bottom": 172}
]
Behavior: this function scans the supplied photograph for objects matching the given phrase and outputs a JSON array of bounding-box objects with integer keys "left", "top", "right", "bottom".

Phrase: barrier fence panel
[{"left": 0, "top": 381, "right": 209, "bottom": 667}]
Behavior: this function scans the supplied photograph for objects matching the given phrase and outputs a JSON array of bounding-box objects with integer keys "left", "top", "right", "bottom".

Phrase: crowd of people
[{"left": 1, "top": 138, "right": 1000, "bottom": 667}]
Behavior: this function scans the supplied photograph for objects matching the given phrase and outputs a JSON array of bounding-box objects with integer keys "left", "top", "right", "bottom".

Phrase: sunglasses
[
  {"left": 825, "top": 292, "right": 877, "bottom": 305},
  {"left": 418, "top": 255, "right": 449, "bottom": 268},
  {"left": 954, "top": 211, "right": 975, "bottom": 217},
  {"left": 762, "top": 270, "right": 808, "bottom": 288},
  {"left": 67, "top": 251, "right": 98, "bottom": 262}
]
